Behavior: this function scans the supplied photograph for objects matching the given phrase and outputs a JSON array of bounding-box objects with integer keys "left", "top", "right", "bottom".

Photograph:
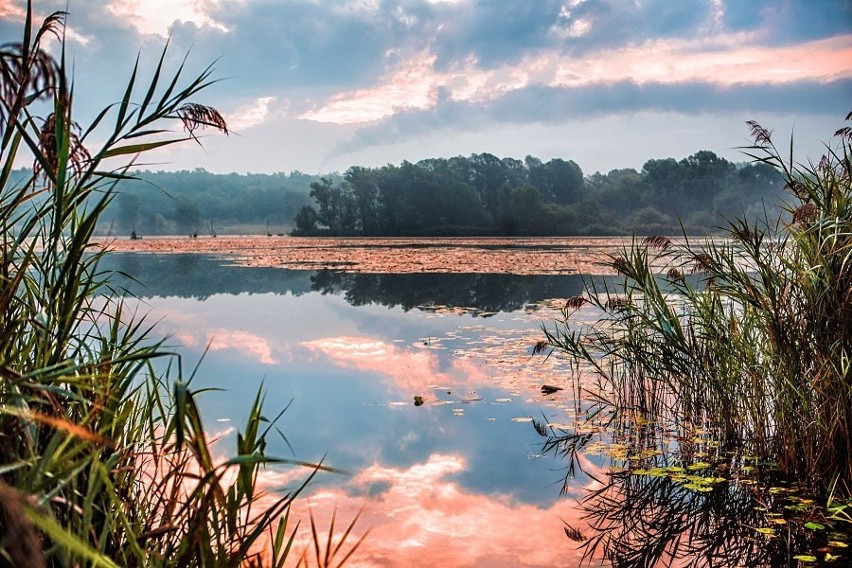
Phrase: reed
[
  {"left": 0, "top": 3, "right": 357, "bottom": 565},
  {"left": 547, "top": 115, "right": 852, "bottom": 494}
]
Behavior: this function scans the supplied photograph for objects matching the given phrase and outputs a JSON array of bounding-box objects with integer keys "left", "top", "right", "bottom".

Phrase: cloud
[
  {"left": 106, "top": 0, "right": 230, "bottom": 37},
  {"left": 728, "top": 0, "right": 852, "bottom": 44},
  {"left": 324, "top": 76, "right": 851, "bottom": 162},
  {"left": 3, "top": 0, "right": 848, "bottom": 175},
  {"left": 302, "top": 33, "right": 852, "bottom": 125},
  {"left": 226, "top": 95, "right": 276, "bottom": 131}
]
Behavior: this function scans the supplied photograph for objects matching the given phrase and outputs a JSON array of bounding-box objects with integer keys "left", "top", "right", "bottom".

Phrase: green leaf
[
  {"left": 101, "top": 138, "right": 184, "bottom": 158},
  {"left": 803, "top": 522, "right": 825, "bottom": 531},
  {"left": 24, "top": 506, "right": 120, "bottom": 568}
]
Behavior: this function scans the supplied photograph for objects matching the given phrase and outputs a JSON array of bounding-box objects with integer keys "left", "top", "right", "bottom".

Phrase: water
[
  {"left": 99, "top": 247, "right": 852, "bottom": 567},
  {"left": 102, "top": 252, "right": 608, "bottom": 567}
]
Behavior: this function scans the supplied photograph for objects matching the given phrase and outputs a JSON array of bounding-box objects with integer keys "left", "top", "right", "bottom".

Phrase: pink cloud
[
  {"left": 299, "top": 51, "right": 440, "bottom": 124},
  {"left": 300, "top": 34, "right": 852, "bottom": 124}
]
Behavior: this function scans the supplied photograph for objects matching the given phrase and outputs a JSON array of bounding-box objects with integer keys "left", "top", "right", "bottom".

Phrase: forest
[
  {"left": 12, "top": 148, "right": 782, "bottom": 237},
  {"left": 294, "top": 151, "right": 784, "bottom": 236}
]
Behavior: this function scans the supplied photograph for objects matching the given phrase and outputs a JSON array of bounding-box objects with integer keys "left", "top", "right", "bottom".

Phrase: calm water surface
[
  {"left": 103, "top": 251, "right": 610, "bottom": 567},
  {"left": 103, "top": 247, "right": 852, "bottom": 567}
]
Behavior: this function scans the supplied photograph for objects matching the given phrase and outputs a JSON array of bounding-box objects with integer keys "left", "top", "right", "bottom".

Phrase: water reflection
[
  {"left": 104, "top": 252, "right": 850, "bottom": 567},
  {"left": 536, "top": 422, "right": 852, "bottom": 567},
  {"left": 101, "top": 253, "right": 608, "bottom": 314},
  {"left": 103, "top": 251, "right": 599, "bottom": 567}
]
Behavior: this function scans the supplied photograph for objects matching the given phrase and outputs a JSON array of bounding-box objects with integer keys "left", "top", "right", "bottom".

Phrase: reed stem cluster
[
  {"left": 548, "top": 116, "right": 852, "bottom": 494},
  {"left": 0, "top": 4, "right": 348, "bottom": 565}
]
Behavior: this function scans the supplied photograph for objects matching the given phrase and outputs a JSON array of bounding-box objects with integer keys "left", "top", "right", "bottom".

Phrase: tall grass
[
  {"left": 0, "top": 3, "right": 352, "bottom": 565},
  {"left": 547, "top": 116, "right": 852, "bottom": 494}
]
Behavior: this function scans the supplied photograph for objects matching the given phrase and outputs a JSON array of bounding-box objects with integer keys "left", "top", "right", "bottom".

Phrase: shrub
[{"left": 547, "top": 115, "right": 852, "bottom": 493}]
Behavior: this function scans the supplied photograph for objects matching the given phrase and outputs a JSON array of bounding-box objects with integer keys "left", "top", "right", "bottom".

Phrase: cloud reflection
[
  {"left": 300, "top": 336, "right": 489, "bottom": 396},
  {"left": 277, "top": 453, "right": 594, "bottom": 567},
  {"left": 177, "top": 328, "right": 284, "bottom": 365}
]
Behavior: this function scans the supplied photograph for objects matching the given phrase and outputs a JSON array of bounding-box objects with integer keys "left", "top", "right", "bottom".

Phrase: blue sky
[{"left": 2, "top": 0, "right": 850, "bottom": 174}]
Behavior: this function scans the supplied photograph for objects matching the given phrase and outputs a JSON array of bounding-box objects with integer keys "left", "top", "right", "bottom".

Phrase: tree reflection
[
  {"left": 310, "top": 271, "right": 598, "bottom": 315},
  {"left": 102, "top": 252, "right": 613, "bottom": 314}
]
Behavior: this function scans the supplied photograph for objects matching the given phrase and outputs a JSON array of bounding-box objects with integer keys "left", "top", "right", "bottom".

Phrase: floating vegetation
[{"left": 536, "top": 420, "right": 852, "bottom": 566}]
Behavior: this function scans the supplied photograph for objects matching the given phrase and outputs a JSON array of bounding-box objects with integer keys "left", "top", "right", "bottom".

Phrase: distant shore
[{"left": 93, "top": 235, "right": 635, "bottom": 275}]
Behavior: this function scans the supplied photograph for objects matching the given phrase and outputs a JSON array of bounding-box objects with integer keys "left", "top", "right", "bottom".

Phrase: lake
[
  {"left": 98, "top": 238, "right": 850, "bottom": 567},
  {"left": 100, "top": 238, "right": 619, "bottom": 567}
]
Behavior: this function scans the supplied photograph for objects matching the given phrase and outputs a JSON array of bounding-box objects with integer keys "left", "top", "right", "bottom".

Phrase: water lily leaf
[
  {"left": 755, "top": 527, "right": 776, "bottom": 535},
  {"left": 687, "top": 461, "right": 711, "bottom": 471},
  {"left": 792, "top": 555, "right": 817, "bottom": 562},
  {"left": 828, "top": 541, "right": 848, "bottom": 548},
  {"left": 683, "top": 483, "right": 712, "bottom": 493},
  {"left": 804, "top": 522, "right": 825, "bottom": 531}
]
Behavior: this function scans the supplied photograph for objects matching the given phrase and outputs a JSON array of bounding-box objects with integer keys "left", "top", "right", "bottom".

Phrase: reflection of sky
[{"left": 117, "top": 257, "right": 602, "bottom": 566}]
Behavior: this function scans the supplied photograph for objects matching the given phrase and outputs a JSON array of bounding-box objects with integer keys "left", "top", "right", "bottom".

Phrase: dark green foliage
[{"left": 293, "top": 151, "right": 783, "bottom": 236}]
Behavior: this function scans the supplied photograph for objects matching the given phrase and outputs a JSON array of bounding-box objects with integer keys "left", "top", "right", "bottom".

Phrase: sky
[{"left": 1, "top": 0, "right": 851, "bottom": 175}]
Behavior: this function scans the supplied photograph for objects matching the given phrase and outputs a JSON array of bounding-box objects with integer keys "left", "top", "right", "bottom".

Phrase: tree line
[
  {"left": 10, "top": 149, "right": 782, "bottom": 237},
  {"left": 294, "top": 151, "right": 783, "bottom": 236},
  {"left": 98, "top": 168, "right": 319, "bottom": 235}
]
